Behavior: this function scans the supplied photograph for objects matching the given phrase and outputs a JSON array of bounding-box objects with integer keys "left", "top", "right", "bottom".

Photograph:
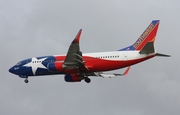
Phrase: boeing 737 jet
[{"left": 9, "top": 20, "right": 170, "bottom": 83}]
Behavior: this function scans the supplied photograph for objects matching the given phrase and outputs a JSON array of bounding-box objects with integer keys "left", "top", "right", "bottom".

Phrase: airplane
[{"left": 9, "top": 20, "right": 170, "bottom": 83}]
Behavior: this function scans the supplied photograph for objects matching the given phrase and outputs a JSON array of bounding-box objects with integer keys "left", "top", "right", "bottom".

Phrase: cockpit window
[{"left": 16, "top": 61, "right": 22, "bottom": 66}]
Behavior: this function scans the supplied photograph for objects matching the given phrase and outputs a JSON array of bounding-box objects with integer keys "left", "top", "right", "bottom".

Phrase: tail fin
[{"left": 119, "top": 20, "right": 160, "bottom": 51}]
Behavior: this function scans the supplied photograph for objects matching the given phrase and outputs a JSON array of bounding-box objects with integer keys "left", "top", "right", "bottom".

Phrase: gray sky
[{"left": 0, "top": 0, "right": 179, "bottom": 115}]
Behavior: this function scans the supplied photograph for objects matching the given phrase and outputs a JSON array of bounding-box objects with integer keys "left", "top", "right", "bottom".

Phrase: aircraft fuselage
[{"left": 9, "top": 51, "right": 155, "bottom": 78}]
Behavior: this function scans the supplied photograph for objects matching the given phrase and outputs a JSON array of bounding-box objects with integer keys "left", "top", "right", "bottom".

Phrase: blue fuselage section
[{"left": 9, "top": 56, "right": 64, "bottom": 78}]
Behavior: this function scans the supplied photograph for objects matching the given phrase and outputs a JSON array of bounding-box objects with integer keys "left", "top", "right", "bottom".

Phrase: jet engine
[{"left": 64, "top": 74, "right": 82, "bottom": 82}]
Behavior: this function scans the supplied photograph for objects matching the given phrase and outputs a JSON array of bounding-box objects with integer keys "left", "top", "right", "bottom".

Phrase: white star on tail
[{"left": 23, "top": 57, "right": 47, "bottom": 75}]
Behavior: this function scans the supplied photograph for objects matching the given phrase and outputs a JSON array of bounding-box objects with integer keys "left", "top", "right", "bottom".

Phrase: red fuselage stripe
[{"left": 54, "top": 55, "right": 155, "bottom": 72}]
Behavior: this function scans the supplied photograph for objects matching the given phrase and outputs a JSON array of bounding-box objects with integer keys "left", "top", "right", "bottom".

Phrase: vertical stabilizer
[{"left": 119, "top": 20, "right": 160, "bottom": 51}]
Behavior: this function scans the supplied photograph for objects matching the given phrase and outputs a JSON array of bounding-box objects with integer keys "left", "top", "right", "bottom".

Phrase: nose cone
[
  {"left": 9, "top": 66, "right": 20, "bottom": 75},
  {"left": 9, "top": 67, "right": 15, "bottom": 74}
]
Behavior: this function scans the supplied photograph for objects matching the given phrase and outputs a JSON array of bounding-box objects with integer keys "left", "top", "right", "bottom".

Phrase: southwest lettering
[{"left": 133, "top": 23, "right": 154, "bottom": 49}]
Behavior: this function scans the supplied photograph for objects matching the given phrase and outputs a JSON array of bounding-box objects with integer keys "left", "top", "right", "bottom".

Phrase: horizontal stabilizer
[
  {"left": 155, "top": 53, "right": 171, "bottom": 57},
  {"left": 139, "top": 42, "right": 154, "bottom": 54}
]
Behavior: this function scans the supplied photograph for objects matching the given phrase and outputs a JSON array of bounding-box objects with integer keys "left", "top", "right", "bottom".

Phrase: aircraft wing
[
  {"left": 63, "top": 29, "right": 88, "bottom": 70},
  {"left": 86, "top": 67, "right": 130, "bottom": 78}
]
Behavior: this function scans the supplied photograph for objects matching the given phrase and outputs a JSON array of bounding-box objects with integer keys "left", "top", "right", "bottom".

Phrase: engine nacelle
[
  {"left": 64, "top": 74, "right": 81, "bottom": 82},
  {"left": 47, "top": 62, "right": 64, "bottom": 72}
]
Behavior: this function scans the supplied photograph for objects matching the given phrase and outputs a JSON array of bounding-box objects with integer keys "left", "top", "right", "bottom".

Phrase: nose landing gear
[
  {"left": 19, "top": 75, "right": 29, "bottom": 83},
  {"left": 24, "top": 78, "right": 29, "bottom": 83}
]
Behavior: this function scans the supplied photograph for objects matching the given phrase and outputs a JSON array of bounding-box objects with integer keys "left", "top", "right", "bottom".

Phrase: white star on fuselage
[{"left": 23, "top": 57, "right": 47, "bottom": 75}]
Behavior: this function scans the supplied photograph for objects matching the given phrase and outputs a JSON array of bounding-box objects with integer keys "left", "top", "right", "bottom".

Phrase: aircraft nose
[{"left": 9, "top": 67, "right": 14, "bottom": 74}]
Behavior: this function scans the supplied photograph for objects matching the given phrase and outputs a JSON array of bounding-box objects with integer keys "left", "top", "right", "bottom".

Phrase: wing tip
[
  {"left": 123, "top": 66, "right": 130, "bottom": 76},
  {"left": 72, "top": 29, "right": 82, "bottom": 44}
]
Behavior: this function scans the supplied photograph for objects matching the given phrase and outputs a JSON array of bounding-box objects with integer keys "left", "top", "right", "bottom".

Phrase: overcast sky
[{"left": 0, "top": 0, "right": 179, "bottom": 115}]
